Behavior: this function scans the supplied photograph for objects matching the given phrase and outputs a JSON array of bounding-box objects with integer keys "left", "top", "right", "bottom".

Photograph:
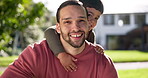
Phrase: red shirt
[{"left": 1, "top": 40, "right": 118, "bottom": 78}]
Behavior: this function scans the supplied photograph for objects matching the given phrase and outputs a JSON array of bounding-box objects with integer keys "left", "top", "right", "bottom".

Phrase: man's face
[
  {"left": 56, "top": 5, "right": 89, "bottom": 48},
  {"left": 87, "top": 7, "right": 102, "bottom": 30}
]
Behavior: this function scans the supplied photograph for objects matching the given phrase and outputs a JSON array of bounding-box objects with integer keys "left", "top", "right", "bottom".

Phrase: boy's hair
[
  {"left": 79, "top": 0, "right": 104, "bottom": 14},
  {"left": 56, "top": 0, "right": 87, "bottom": 23}
]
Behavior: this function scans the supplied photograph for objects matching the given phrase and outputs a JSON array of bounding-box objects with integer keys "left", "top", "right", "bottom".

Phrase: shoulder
[
  {"left": 22, "top": 39, "right": 51, "bottom": 56},
  {"left": 27, "top": 39, "right": 47, "bottom": 50},
  {"left": 86, "top": 41, "right": 113, "bottom": 64},
  {"left": 18, "top": 40, "right": 53, "bottom": 66},
  {"left": 86, "top": 41, "right": 104, "bottom": 54}
]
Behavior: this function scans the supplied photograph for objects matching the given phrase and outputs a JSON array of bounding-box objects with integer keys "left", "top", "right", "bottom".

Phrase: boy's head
[
  {"left": 79, "top": 0, "right": 104, "bottom": 14},
  {"left": 80, "top": 0, "right": 104, "bottom": 29}
]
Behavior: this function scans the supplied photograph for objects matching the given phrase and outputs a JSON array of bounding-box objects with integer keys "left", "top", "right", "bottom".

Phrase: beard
[{"left": 61, "top": 30, "right": 87, "bottom": 48}]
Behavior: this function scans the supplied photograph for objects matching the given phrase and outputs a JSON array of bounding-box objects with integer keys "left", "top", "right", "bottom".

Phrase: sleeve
[
  {"left": 44, "top": 26, "right": 65, "bottom": 55},
  {"left": 101, "top": 54, "right": 118, "bottom": 78},
  {"left": 86, "top": 30, "right": 96, "bottom": 44},
  {"left": 0, "top": 46, "right": 37, "bottom": 78}
]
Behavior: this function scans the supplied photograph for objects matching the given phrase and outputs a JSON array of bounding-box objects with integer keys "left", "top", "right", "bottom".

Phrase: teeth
[{"left": 71, "top": 34, "right": 81, "bottom": 37}]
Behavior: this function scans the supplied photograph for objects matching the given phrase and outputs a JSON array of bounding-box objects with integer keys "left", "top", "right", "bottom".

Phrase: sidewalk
[
  {"left": 0, "top": 67, "right": 7, "bottom": 72},
  {"left": 114, "top": 62, "right": 148, "bottom": 70},
  {"left": 1, "top": 62, "right": 148, "bottom": 72}
]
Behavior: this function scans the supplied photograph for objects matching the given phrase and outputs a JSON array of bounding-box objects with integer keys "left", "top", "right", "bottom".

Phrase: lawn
[
  {"left": 0, "top": 50, "right": 148, "bottom": 77},
  {"left": 0, "top": 50, "right": 148, "bottom": 67},
  {"left": 0, "top": 56, "right": 18, "bottom": 67},
  {"left": 0, "top": 71, "right": 3, "bottom": 75},
  {"left": 105, "top": 50, "right": 148, "bottom": 63},
  {"left": 1, "top": 68, "right": 148, "bottom": 77},
  {"left": 118, "top": 68, "right": 148, "bottom": 78}
]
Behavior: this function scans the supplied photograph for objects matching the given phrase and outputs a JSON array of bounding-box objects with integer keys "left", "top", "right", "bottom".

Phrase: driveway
[
  {"left": 1, "top": 62, "right": 148, "bottom": 72},
  {"left": 114, "top": 62, "right": 148, "bottom": 70}
]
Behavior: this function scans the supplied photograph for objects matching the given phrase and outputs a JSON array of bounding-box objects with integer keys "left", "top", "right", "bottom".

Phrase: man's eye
[
  {"left": 64, "top": 21, "right": 71, "bottom": 24},
  {"left": 79, "top": 20, "right": 85, "bottom": 23}
]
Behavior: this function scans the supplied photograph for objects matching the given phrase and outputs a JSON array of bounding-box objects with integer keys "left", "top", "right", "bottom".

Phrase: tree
[{"left": 0, "top": 0, "right": 46, "bottom": 55}]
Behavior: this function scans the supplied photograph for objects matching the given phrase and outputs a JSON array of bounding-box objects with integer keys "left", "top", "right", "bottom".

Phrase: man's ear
[{"left": 56, "top": 23, "right": 61, "bottom": 34}]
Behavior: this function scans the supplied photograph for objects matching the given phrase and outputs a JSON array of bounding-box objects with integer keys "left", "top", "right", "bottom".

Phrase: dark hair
[
  {"left": 56, "top": 1, "right": 87, "bottom": 23},
  {"left": 79, "top": 0, "right": 104, "bottom": 14}
]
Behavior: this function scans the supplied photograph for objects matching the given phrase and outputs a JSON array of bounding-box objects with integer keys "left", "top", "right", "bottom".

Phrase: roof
[
  {"left": 127, "top": 25, "right": 148, "bottom": 36},
  {"left": 102, "top": 0, "right": 148, "bottom": 14}
]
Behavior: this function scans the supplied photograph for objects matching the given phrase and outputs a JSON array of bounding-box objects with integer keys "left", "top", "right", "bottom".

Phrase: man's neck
[
  {"left": 61, "top": 38, "right": 86, "bottom": 56},
  {"left": 66, "top": 43, "right": 86, "bottom": 56}
]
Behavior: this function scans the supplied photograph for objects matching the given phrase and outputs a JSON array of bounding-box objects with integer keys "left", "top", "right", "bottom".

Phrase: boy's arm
[
  {"left": 44, "top": 27, "right": 77, "bottom": 72},
  {"left": 87, "top": 30, "right": 104, "bottom": 53},
  {"left": 86, "top": 30, "right": 95, "bottom": 44},
  {"left": 44, "top": 26, "right": 65, "bottom": 55}
]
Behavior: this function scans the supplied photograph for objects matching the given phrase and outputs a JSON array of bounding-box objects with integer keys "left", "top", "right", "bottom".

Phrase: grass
[
  {"left": 0, "top": 50, "right": 148, "bottom": 67},
  {"left": 1, "top": 68, "right": 148, "bottom": 77},
  {"left": 0, "top": 50, "right": 148, "bottom": 77},
  {"left": 0, "top": 71, "right": 3, "bottom": 75},
  {"left": 0, "top": 56, "right": 18, "bottom": 67},
  {"left": 118, "top": 68, "right": 148, "bottom": 78},
  {"left": 105, "top": 50, "right": 148, "bottom": 63}
]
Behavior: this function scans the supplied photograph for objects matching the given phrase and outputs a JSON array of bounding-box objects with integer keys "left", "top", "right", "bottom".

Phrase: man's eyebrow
[
  {"left": 61, "top": 16, "right": 87, "bottom": 20},
  {"left": 78, "top": 16, "right": 87, "bottom": 19},
  {"left": 61, "top": 17, "right": 72, "bottom": 20}
]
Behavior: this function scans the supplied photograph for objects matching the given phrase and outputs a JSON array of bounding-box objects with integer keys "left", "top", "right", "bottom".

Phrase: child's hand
[
  {"left": 95, "top": 44, "right": 104, "bottom": 54},
  {"left": 57, "top": 52, "right": 77, "bottom": 72}
]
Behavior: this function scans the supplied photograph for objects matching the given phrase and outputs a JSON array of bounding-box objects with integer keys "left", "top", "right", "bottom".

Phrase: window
[
  {"left": 134, "top": 13, "right": 146, "bottom": 25},
  {"left": 103, "top": 14, "right": 115, "bottom": 25},
  {"left": 118, "top": 14, "right": 130, "bottom": 25}
]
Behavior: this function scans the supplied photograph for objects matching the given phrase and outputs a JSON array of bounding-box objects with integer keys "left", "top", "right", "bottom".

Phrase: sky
[
  {"left": 33, "top": 0, "right": 148, "bottom": 15},
  {"left": 33, "top": 0, "right": 66, "bottom": 16}
]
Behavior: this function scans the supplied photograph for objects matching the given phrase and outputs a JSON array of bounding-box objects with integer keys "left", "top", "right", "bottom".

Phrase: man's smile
[{"left": 70, "top": 33, "right": 83, "bottom": 38}]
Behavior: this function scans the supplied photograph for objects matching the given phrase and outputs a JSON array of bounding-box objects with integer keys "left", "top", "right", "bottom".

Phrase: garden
[{"left": 1, "top": 50, "right": 148, "bottom": 78}]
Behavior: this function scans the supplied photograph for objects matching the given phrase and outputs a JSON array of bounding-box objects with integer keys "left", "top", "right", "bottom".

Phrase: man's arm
[
  {"left": 101, "top": 54, "right": 118, "bottom": 78},
  {"left": 1, "top": 47, "right": 37, "bottom": 78}
]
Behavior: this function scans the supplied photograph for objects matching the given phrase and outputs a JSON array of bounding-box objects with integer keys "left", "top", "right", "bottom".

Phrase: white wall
[{"left": 94, "top": 13, "right": 140, "bottom": 49}]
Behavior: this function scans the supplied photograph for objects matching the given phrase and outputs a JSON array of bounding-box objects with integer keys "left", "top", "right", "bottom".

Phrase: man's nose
[{"left": 72, "top": 22, "right": 80, "bottom": 29}]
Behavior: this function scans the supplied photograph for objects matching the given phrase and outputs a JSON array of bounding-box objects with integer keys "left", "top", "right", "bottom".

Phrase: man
[
  {"left": 44, "top": 0, "right": 104, "bottom": 72},
  {"left": 1, "top": 1, "right": 118, "bottom": 78}
]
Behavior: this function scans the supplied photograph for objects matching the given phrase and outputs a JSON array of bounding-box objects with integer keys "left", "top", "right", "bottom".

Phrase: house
[{"left": 94, "top": 0, "right": 148, "bottom": 50}]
